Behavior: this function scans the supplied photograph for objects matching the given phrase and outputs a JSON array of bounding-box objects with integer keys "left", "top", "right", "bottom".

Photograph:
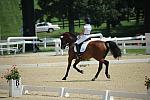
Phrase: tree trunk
[
  {"left": 106, "top": 19, "right": 111, "bottom": 34},
  {"left": 68, "top": 16, "right": 75, "bottom": 33},
  {"left": 68, "top": 0, "right": 75, "bottom": 33},
  {"left": 21, "top": 0, "right": 38, "bottom": 52},
  {"left": 136, "top": 8, "right": 140, "bottom": 24},
  {"left": 21, "top": 0, "right": 35, "bottom": 36},
  {"left": 144, "top": 0, "right": 150, "bottom": 33}
]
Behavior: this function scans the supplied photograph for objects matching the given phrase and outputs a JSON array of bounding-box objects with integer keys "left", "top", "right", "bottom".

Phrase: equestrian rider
[{"left": 75, "top": 17, "right": 92, "bottom": 58}]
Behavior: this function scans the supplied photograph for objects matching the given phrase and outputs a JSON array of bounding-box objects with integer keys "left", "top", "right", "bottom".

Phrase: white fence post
[
  {"left": 59, "top": 87, "right": 66, "bottom": 97},
  {"left": 22, "top": 40, "right": 25, "bottom": 53},
  {"left": 122, "top": 42, "right": 126, "bottom": 54},
  {"left": 145, "top": 33, "right": 150, "bottom": 54},
  {"left": 0, "top": 45, "right": 3, "bottom": 55},
  {"left": 102, "top": 90, "right": 109, "bottom": 100},
  {"left": 44, "top": 38, "right": 47, "bottom": 48},
  {"left": 55, "top": 39, "right": 63, "bottom": 55}
]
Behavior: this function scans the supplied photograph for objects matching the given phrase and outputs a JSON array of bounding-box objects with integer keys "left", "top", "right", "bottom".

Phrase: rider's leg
[{"left": 75, "top": 43, "right": 81, "bottom": 59}]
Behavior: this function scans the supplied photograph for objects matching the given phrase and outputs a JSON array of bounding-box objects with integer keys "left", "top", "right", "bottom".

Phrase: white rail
[
  {"left": 0, "top": 85, "right": 147, "bottom": 100},
  {"left": 6, "top": 37, "right": 38, "bottom": 54},
  {"left": 0, "top": 35, "right": 147, "bottom": 55},
  {"left": 7, "top": 37, "right": 38, "bottom": 42},
  {"left": 22, "top": 86, "right": 149, "bottom": 100},
  {"left": 0, "top": 41, "right": 24, "bottom": 55}
]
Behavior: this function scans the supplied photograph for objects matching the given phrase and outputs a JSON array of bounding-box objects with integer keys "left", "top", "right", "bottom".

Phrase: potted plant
[
  {"left": 3, "top": 65, "right": 21, "bottom": 81},
  {"left": 1, "top": 65, "right": 22, "bottom": 97},
  {"left": 145, "top": 76, "right": 150, "bottom": 99}
]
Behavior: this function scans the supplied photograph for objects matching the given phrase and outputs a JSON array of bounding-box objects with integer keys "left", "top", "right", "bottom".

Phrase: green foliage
[
  {"left": 92, "top": 20, "right": 144, "bottom": 37},
  {"left": 0, "top": 0, "right": 22, "bottom": 39},
  {"left": 36, "top": 0, "right": 144, "bottom": 33},
  {"left": 0, "top": 0, "right": 145, "bottom": 39}
]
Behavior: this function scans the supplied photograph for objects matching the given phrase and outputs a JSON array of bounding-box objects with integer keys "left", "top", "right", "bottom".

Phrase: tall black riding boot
[{"left": 75, "top": 43, "right": 80, "bottom": 59}]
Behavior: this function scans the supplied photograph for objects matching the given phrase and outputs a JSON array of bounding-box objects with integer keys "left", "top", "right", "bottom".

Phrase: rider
[{"left": 75, "top": 17, "right": 92, "bottom": 58}]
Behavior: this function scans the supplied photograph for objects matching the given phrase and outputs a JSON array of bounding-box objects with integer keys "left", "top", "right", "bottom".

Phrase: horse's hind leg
[
  {"left": 92, "top": 62, "right": 103, "bottom": 81},
  {"left": 104, "top": 60, "right": 110, "bottom": 79},
  {"left": 73, "top": 59, "right": 83, "bottom": 74}
]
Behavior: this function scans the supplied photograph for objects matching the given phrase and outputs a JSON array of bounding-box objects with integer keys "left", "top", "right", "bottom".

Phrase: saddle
[{"left": 74, "top": 38, "right": 91, "bottom": 53}]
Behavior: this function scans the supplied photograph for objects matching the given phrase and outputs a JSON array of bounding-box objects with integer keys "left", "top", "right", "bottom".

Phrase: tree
[
  {"left": 37, "top": 0, "right": 89, "bottom": 33},
  {"left": 37, "top": 0, "right": 145, "bottom": 34},
  {"left": 21, "top": 0, "right": 39, "bottom": 52},
  {"left": 144, "top": 0, "right": 150, "bottom": 32},
  {"left": 21, "top": 0, "right": 35, "bottom": 37}
]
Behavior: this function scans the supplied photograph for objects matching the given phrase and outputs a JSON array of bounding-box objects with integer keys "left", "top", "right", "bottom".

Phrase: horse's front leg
[
  {"left": 73, "top": 59, "right": 83, "bottom": 74},
  {"left": 62, "top": 58, "right": 73, "bottom": 80},
  {"left": 92, "top": 62, "right": 103, "bottom": 81}
]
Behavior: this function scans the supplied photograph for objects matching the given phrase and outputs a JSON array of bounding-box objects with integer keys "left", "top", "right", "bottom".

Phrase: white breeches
[{"left": 75, "top": 35, "right": 90, "bottom": 44}]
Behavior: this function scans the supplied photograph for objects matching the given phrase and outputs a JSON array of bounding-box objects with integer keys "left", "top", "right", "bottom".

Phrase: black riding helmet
[{"left": 84, "top": 17, "right": 91, "bottom": 24}]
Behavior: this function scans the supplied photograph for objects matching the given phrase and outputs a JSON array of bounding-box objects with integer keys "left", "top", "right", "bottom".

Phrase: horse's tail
[{"left": 106, "top": 41, "right": 121, "bottom": 59}]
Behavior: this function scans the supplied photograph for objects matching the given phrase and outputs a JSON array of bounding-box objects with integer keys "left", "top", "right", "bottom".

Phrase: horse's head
[{"left": 60, "top": 32, "right": 77, "bottom": 49}]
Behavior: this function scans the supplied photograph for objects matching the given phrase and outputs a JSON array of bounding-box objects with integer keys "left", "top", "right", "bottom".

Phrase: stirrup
[{"left": 76, "top": 54, "right": 81, "bottom": 59}]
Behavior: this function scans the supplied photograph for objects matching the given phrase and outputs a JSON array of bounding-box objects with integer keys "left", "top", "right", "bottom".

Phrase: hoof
[
  {"left": 80, "top": 70, "right": 84, "bottom": 74},
  {"left": 91, "top": 78, "right": 96, "bottom": 81},
  {"left": 106, "top": 74, "right": 110, "bottom": 79},
  {"left": 62, "top": 77, "right": 66, "bottom": 80}
]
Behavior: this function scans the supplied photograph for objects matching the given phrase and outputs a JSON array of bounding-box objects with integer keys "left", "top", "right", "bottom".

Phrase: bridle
[{"left": 60, "top": 32, "right": 77, "bottom": 49}]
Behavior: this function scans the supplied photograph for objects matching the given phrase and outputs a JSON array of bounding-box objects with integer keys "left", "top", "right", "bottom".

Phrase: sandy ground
[{"left": 0, "top": 52, "right": 150, "bottom": 100}]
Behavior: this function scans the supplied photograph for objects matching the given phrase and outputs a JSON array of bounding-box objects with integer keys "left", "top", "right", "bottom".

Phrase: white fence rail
[
  {"left": 60, "top": 35, "right": 146, "bottom": 55},
  {"left": 7, "top": 37, "right": 38, "bottom": 54},
  {"left": 0, "top": 37, "right": 62, "bottom": 55},
  {"left": 0, "top": 41, "right": 24, "bottom": 55},
  {"left": 0, "top": 35, "right": 146, "bottom": 55},
  {"left": 0, "top": 85, "right": 148, "bottom": 100},
  {"left": 100, "top": 35, "right": 146, "bottom": 54}
]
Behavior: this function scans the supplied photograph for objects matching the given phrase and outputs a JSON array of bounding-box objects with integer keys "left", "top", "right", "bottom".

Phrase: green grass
[
  {"left": 126, "top": 49, "right": 146, "bottom": 54},
  {"left": 38, "top": 46, "right": 55, "bottom": 52}
]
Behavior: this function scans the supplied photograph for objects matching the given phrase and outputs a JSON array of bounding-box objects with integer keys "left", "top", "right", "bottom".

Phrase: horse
[{"left": 60, "top": 32, "right": 121, "bottom": 81}]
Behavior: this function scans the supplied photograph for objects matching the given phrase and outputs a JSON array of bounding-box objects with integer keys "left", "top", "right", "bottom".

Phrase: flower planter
[{"left": 9, "top": 78, "right": 22, "bottom": 97}]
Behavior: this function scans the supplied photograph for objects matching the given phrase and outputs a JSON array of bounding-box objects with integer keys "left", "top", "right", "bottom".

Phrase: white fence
[
  {"left": 57, "top": 35, "right": 146, "bottom": 55},
  {"left": 0, "top": 37, "right": 62, "bottom": 55},
  {"left": 0, "top": 35, "right": 146, "bottom": 55},
  {"left": 0, "top": 40, "right": 24, "bottom": 55},
  {"left": 0, "top": 85, "right": 148, "bottom": 100},
  {"left": 95, "top": 35, "right": 146, "bottom": 54}
]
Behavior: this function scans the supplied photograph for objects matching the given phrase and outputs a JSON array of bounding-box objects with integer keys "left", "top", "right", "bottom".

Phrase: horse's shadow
[
  {"left": 53, "top": 79, "right": 111, "bottom": 83},
  {"left": 0, "top": 97, "right": 8, "bottom": 98}
]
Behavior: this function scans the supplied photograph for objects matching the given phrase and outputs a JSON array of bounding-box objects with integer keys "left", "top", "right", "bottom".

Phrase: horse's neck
[
  {"left": 68, "top": 40, "right": 75, "bottom": 47},
  {"left": 69, "top": 33, "right": 77, "bottom": 41},
  {"left": 68, "top": 37, "right": 76, "bottom": 47},
  {"left": 68, "top": 33, "right": 76, "bottom": 43}
]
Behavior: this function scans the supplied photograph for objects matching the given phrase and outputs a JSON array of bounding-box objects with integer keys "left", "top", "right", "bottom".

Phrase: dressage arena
[{"left": 0, "top": 52, "right": 150, "bottom": 100}]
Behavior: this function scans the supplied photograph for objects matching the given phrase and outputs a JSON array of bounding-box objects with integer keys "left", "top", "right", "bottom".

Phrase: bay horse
[{"left": 60, "top": 32, "right": 121, "bottom": 81}]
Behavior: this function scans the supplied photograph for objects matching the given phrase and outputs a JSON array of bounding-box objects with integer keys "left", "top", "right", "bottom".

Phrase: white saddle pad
[
  {"left": 74, "top": 38, "right": 105, "bottom": 53},
  {"left": 74, "top": 41, "right": 90, "bottom": 53}
]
